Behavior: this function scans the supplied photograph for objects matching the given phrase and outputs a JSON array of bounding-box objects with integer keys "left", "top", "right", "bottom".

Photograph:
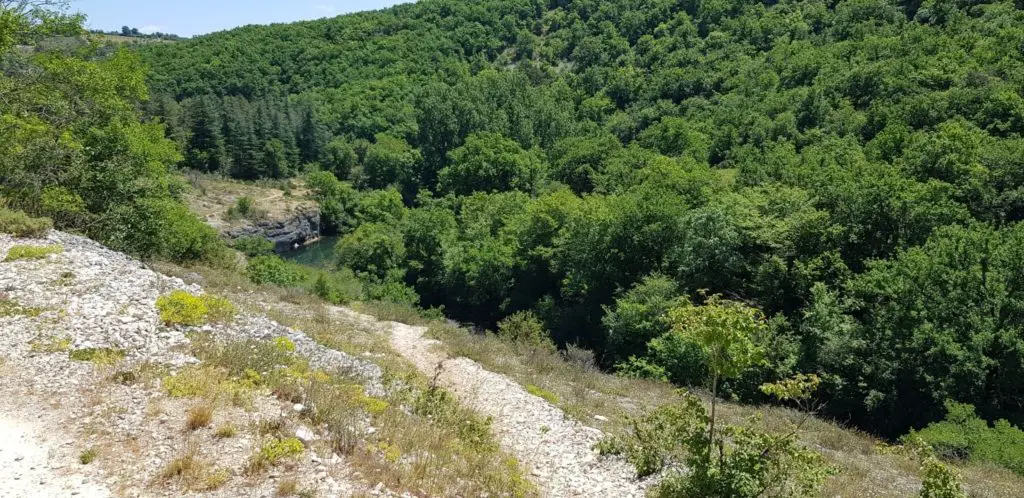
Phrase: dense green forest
[{"left": 130, "top": 0, "right": 1024, "bottom": 442}]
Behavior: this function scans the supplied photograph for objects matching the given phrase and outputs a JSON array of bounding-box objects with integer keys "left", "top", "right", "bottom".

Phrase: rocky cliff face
[{"left": 223, "top": 206, "right": 321, "bottom": 253}]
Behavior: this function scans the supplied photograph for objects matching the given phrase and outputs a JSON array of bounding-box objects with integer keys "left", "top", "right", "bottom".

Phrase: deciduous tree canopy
[{"left": 134, "top": 0, "right": 1024, "bottom": 440}]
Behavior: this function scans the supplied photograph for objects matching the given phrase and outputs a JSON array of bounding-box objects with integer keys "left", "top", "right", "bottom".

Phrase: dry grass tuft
[
  {"left": 159, "top": 441, "right": 230, "bottom": 491},
  {"left": 79, "top": 447, "right": 98, "bottom": 465},
  {"left": 275, "top": 478, "right": 300, "bottom": 496},
  {"left": 185, "top": 404, "right": 214, "bottom": 431},
  {"left": 214, "top": 423, "right": 237, "bottom": 438},
  {"left": 159, "top": 441, "right": 203, "bottom": 486}
]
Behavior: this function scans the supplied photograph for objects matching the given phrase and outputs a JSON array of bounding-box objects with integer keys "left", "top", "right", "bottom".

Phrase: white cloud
[
  {"left": 313, "top": 4, "right": 338, "bottom": 14},
  {"left": 139, "top": 25, "right": 168, "bottom": 34}
]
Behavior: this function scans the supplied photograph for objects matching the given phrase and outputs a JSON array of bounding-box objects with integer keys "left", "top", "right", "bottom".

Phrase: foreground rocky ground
[
  {"left": 0, "top": 231, "right": 650, "bottom": 497},
  {"left": 0, "top": 232, "right": 378, "bottom": 497}
]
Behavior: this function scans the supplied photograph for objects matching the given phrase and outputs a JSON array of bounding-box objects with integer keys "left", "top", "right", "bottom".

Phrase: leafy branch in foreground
[{"left": 599, "top": 296, "right": 835, "bottom": 497}]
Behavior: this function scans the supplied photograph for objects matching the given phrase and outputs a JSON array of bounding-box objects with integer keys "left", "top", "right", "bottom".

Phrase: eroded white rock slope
[{"left": 0, "top": 232, "right": 377, "bottom": 497}]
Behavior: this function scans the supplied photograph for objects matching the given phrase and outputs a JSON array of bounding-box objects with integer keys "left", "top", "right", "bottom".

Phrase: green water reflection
[{"left": 282, "top": 235, "right": 340, "bottom": 268}]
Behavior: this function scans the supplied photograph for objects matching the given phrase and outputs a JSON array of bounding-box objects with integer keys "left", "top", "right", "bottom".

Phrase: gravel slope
[
  {"left": 326, "top": 307, "right": 652, "bottom": 498},
  {"left": 0, "top": 232, "right": 375, "bottom": 497}
]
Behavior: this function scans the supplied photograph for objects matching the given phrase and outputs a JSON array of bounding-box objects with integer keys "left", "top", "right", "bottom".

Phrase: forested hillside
[{"left": 138, "top": 0, "right": 1024, "bottom": 441}]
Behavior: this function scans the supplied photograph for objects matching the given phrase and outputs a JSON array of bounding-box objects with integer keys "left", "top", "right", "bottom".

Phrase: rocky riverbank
[{"left": 222, "top": 206, "right": 322, "bottom": 253}]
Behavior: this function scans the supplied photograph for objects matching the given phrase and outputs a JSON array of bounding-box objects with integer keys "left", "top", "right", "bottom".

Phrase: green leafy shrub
[
  {"left": 156, "top": 290, "right": 237, "bottom": 326},
  {"left": 602, "top": 274, "right": 683, "bottom": 362},
  {"left": 228, "top": 196, "right": 255, "bottom": 219},
  {"left": 245, "top": 255, "right": 308, "bottom": 286},
  {"left": 40, "top": 186, "right": 87, "bottom": 227},
  {"left": 496, "top": 311, "right": 555, "bottom": 350},
  {"left": 612, "top": 392, "right": 835, "bottom": 497},
  {"left": 226, "top": 196, "right": 266, "bottom": 221},
  {"left": 255, "top": 437, "right": 304, "bottom": 467},
  {"left": 100, "top": 198, "right": 225, "bottom": 263},
  {"left": 203, "top": 295, "right": 238, "bottom": 324},
  {"left": 614, "top": 395, "right": 707, "bottom": 478},
  {"left": 412, "top": 386, "right": 497, "bottom": 453},
  {"left": 157, "top": 291, "right": 206, "bottom": 326},
  {"left": 615, "top": 356, "right": 670, "bottom": 381},
  {"left": 909, "top": 401, "right": 1024, "bottom": 476},
  {"left": 0, "top": 207, "right": 52, "bottom": 238},
  {"left": 273, "top": 336, "right": 296, "bottom": 352},
  {"left": 232, "top": 236, "right": 275, "bottom": 257},
  {"left": 920, "top": 455, "right": 966, "bottom": 498},
  {"left": 606, "top": 297, "right": 834, "bottom": 497},
  {"left": 364, "top": 278, "right": 419, "bottom": 306},
  {"left": 900, "top": 436, "right": 967, "bottom": 498},
  {"left": 311, "top": 270, "right": 363, "bottom": 304},
  {"left": 4, "top": 244, "right": 63, "bottom": 262}
]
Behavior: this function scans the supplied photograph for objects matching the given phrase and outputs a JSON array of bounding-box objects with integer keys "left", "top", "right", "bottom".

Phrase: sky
[{"left": 73, "top": 0, "right": 412, "bottom": 37}]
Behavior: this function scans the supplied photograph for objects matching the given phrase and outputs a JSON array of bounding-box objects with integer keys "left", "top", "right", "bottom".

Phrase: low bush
[
  {"left": 246, "top": 255, "right": 308, "bottom": 286},
  {"left": 227, "top": 196, "right": 255, "bottom": 219},
  {"left": 898, "top": 436, "right": 967, "bottom": 498},
  {"left": 909, "top": 400, "right": 1024, "bottom": 476},
  {"left": 496, "top": 311, "right": 555, "bottom": 351},
  {"left": 203, "top": 295, "right": 237, "bottom": 324},
  {"left": 311, "top": 270, "right": 363, "bottom": 305},
  {"left": 364, "top": 278, "right": 420, "bottom": 305},
  {"left": 100, "top": 198, "right": 225, "bottom": 263},
  {"left": 0, "top": 207, "right": 52, "bottom": 238},
  {"left": 156, "top": 290, "right": 237, "bottom": 327},
  {"left": 412, "top": 385, "right": 497, "bottom": 453},
  {"left": 157, "top": 291, "right": 207, "bottom": 326},
  {"left": 227, "top": 196, "right": 265, "bottom": 220},
  {"left": 260, "top": 437, "right": 304, "bottom": 463},
  {"left": 29, "top": 334, "right": 72, "bottom": 353},
  {"left": 232, "top": 236, "right": 275, "bottom": 257},
  {"left": 162, "top": 365, "right": 231, "bottom": 398},
  {"left": 247, "top": 437, "right": 305, "bottom": 474},
  {"left": 4, "top": 244, "right": 63, "bottom": 262},
  {"left": 606, "top": 392, "right": 835, "bottom": 497},
  {"left": 920, "top": 454, "right": 966, "bottom": 498}
]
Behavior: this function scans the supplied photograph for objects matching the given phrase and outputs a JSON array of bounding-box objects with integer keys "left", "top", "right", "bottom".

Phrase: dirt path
[
  {"left": 329, "top": 307, "right": 649, "bottom": 498},
  {"left": 0, "top": 416, "right": 110, "bottom": 498}
]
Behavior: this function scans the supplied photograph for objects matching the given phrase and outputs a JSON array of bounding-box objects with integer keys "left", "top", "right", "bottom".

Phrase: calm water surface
[{"left": 282, "top": 235, "right": 340, "bottom": 268}]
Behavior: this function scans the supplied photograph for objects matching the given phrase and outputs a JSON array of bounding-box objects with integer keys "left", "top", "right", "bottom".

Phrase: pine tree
[
  {"left": 185, "top": 96, "right": 227, "bottom": 173},
  {"left": 296, "top": 104, "right": 324, "bottom": 166}
]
